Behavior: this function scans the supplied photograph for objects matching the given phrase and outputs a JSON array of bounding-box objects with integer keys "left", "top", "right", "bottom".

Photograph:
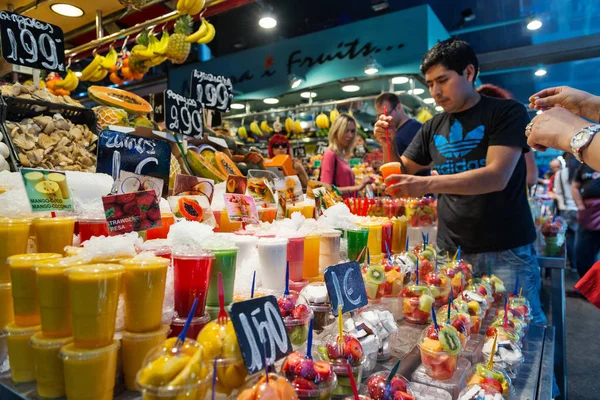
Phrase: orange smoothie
[
  {"left": 218, "top": 209, "right": 241, "bottom": 232},
  {"left": 145, "top": 213, "right": 175, "bottom": 240},
  {"left": 8, "top": 253, "right": 62, "bottom": 327},
  {"left": 121, "top": 257, "right": 169, "bottom": 333},
  {"left": 0, "top": 217, "right": 31, "bottom": 283},
  {"left": 303, "top": 234, "right": 321, "bottom": 279},
  {"left": 33, "top": 216, "right": 75, "bottom": 255},
  {"left": 380, "top": 161, "right": 402, "bottom": 183},
  {"left": 121, "top": 325, "right": 170, "bottom": 391},
  {"left": 391, "top": 216, "right": 408, "bottom": 254},
  {"left": 60, "top": 340, "right": 120, "bottom": 400},
  {"left": 258, "top": 207, "right": 277, "bottom": 223},
  {"left": 302, "top": 204, "right": 316, "bottom": 219},
  {"left": 286, "top": 204, "right": 304, "bottom": 218},
  {"left": 30, "top": 333, "right": 73, "bottom": 398},
  {"left": 0, "top": 282, "right": 14, "bottom": 330},
  {"left": 3, "top": 323, "right": 41, "bottom": 383},
  {"left": 66, "top": 264, "right": 123, "bottom": 348}
]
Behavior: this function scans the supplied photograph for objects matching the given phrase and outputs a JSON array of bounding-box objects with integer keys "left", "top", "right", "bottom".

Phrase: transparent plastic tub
[
  {"left": 363, "top": 370, "right": 414, "bottom": 400},
  {"left": 412, "top": 357, "right": 471, "bottom": 399},
  {"left": 408, "top": 382, "right": 452, "bottom": 400}
]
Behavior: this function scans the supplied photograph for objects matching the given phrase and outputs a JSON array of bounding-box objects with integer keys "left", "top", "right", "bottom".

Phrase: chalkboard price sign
[
  {"left": 324, "top": 261, "right": 368, "bottom": 316},
  {"left": 190, "top": 69, "right": 233, "bottom": 112},
  {"left": 164, "top": 89, "right": 204, "bottom": 139},
  {"left": 229, "top": 295, "right": 292, "bottom": 375},
  {"left": 0, "top": 11, "right": 65, "bottom": 72}
]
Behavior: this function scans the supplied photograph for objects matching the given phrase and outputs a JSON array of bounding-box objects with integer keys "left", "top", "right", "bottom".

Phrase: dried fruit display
[{"left": 0, "top": 83, "right": 84, "bottom": 108}]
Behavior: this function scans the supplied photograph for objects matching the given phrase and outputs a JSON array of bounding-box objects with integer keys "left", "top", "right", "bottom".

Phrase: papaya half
[
  {"left": 178, "top": 197, "right": 204, "bottom": 221},
  {"left": 88, "top": 85, "right": 152, "bottom": 115},
  {"left": 215, "top": 151, "right": 243, "bottom": 177},
  {"left": 185, "top": 150, "right": 227, "bottom": 183}
]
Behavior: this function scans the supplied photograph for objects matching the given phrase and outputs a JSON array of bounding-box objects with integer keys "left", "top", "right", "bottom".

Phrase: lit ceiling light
[
  {"left": 230, "top": 103, "right": 245, "bottom": 110},
  {"left": 74, "top": 71, "right": 82, "bottom": 77},
  {"left": 392, "top": 76, "right": 409, "bottom": 84},
  {"left": 527, "top": 18, "right": 542, "bottom": 31},
  {"left": 50, "top": 3, "right": 84, "bottom": 17},
  {"left": 259, "top": 16, "right": 277, "bottom": 29},
  {"left": 364, "top": 58, "right": 381, "bottom": 75},
  {"left": 408, "top": 88, "right": 425, "bottom": 95},
  {"left": 534, "top": 68, "right": 547, "bottom": 77},
  {"left": 423, "top": 98, "right": 436, "bottom": 104},
  {"left": 289, "top": 74, "right": 304, "bottom": 89},
  {"left": 300, "top": 92, "right": 317, "bottom": 99},
  {"left": 435, "top": 106, "right": 443, "bottom": 112},
  {"left": 263, "top": 98, "right": 279, "bottom": 104},
  {"left": 342, "top": 85, "right": 360, "bottom": 92}
]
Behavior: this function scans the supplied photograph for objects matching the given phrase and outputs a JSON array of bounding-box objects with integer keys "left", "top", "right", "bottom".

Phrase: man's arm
[
  {"left": 572, "top": 181, "right": 585, "bottom": 210},
  {"left": 400, "top": 155, "right": 431, "bottom": 175}
]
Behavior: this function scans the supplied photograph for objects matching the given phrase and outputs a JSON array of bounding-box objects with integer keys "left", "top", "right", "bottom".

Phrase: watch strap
[{"left": 572, "top": 124, "right": 600, "bottom": 163}]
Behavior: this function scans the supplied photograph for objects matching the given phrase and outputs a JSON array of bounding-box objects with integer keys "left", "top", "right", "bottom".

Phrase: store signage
[
  {"left": 190, "top": 70, "right": 233, "bottom": 112},
  {"left": 324, "top": 261, "right": 368, "bottom": 316},
  {"left": 230, "top": 296, "right": 292, "bottom": 374},
  {"left": 223, "top": 193, "right": 259, "bottom": 224},
  {"left": 101, "top": 190, "right": 162, "bottom": 235},
  {"left": 163, "top": 89, "right": 204, "bottom": 139},
  {"left": 21, "top": 168, "right": 74, "bottom": 212},
  {"left": 0, "top": 11, "right": 65, "bottom": 72}
]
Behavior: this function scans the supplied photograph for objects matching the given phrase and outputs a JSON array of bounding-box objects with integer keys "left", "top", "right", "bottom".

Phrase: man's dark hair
[
  {"left": 375, "top": 92, "right": 400, "bottom": 109},
  {"left": 420, "top": 38, "right": 479, "bottom": 82}
]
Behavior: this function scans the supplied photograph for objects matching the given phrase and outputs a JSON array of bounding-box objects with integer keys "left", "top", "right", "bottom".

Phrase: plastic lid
[
  {"left": 171, "top": 313, "right": 211, "bottom": 326},
  {"left": 120, "top": 257, "right": 170, "bottom": 269},
  {"left": 0, "top": 217, "right": 31, "bottom": 226},
  {"left": 321, "top": 230, "right": 342, "bottom": 238},
  {"left": 7, "top": 253, "right": 62, "bottom": 267},
  {"left": 60, "top": 339, "right": 120, "bottom": 361},
  {"left": 34, "top": 216, "right": 76, "bottom": 223},
  {"left": 172, "top": 249, "right": 214, "bottom": 259},
  {"left": 121, "top": 325, "right": 170, "bottom": 341},
  {"left": 257, "top": 237, "right": 289, "bottom": 246},
  {"left": 35, "top": 257, "right": 88, "bottom": 272},
  {"left": 0, "top": 282, "right": 11, "bottom": 290},
  {"left": 230, "top": 235, "right": 259, "bottom": 244},
  {"left": 30, "top": 332, "right": 73, "bottom": 349},
  {"left": 3, "top": 323, "right": 41, "bottom": 337},
  {"left": 65, "top": 264, "right": 125, "bottom": 279}
]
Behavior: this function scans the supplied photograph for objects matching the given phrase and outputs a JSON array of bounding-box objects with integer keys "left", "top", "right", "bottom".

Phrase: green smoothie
[{"left": 206, "top": 248, "right": 238, "bottom": 307}]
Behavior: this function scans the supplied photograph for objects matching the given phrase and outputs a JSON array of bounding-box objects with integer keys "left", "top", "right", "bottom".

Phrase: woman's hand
[
  {"left": 359, "top": 175, "right": 375, "bottom": 189},
  {"left": 526, "top": 107, "right": 591, "bottom": 152},
  {"left": 529, "top": 86, "right": 598, "bottom": 119}
]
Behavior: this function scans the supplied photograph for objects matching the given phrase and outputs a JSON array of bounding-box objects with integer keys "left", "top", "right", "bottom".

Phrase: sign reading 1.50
[
  {"left": 0, "top": 11, "right": 65, "bottom": 72},
  {"left": 163, "top": 89, "right": 204, "bottom": 139}
]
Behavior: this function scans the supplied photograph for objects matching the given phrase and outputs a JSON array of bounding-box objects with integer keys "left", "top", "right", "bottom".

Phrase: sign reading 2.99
[
  {"left": 190, "top": 70, "right": 233, "bottom": 112},
  {"left": 164, "top": 89, "right": 204, "bottom": 139},
  {"left": 0, "top": 11, "right": 65, "bottom": 72}
]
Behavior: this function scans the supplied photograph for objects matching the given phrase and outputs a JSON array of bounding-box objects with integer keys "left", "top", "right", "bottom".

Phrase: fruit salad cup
[
  {"left": 418, "top": 326, "right": 462, "bottom": 381},
  {"left": 465, "top": 363, "right": 515, "bottom": 398},
  {"left": 440, "top": 265, "right": 468, "bottom": 300},
  {"left": 401, "top": 285, "right": 434, "bottom": 325},
  {"left": 405, "top": 197, "right": 436, "bottom": 227},
  {"left": 413, "top": 245, "right": 436, "bottom": 281},
  {"left": 316, "top": 334, "right": 365, "bottom": 397},
  {"left": 436, "top": 310, "right": 472, "bottom": 348},
  {"left": 363, "top": 260, "right": 404, "bottom": 301},
  {"left": 540, "top": 216, "right": 566, "bottom": 257},
  {"left": 481, "top": 335, "right": 524, "bottom": 377},
  {"left": 423, "top": 271, "right": 451, "bottom": 307},
  {"left": 458, "top": 384, "right": 504, "bottom": 400},
  {"left": 485, "top": 326, "right": 522, "bottom": 347},
  {"left": 493, "top": 309, "right": 528, "bottom": 335},
  {"left": 233, "top": 373, "right": 297, "bottom": 400},
  {"left": 278, "top": 291, "right": 314, "bottom": 349},
  {"left": 508, "top": 295, "right": 532, "bottom": 323},
  {"left": 490, "top": 317, "right": 525, "bottom": 341},
  {"left": 364, "top": 371, "right": 415, "bottom": 400},
  {"left": 460, "top": 290, "right": 489, "bottom": 321},
  {"left": 391, "top": 252, "right": 417, "bottom": 285},
  {"left": 466, "top": 279, "right": 494, "bottom": 308},
  {"left": 300, "top": 283, "right": 335, "bottom": 333},
  {"left": 281, "top": 351, "right": 337, "bottom": 400},
  {"left": 481, "top": 275, "right": 506, "bottom": 303}
]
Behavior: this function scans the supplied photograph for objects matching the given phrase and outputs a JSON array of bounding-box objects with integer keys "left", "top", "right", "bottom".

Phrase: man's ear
[
  {"left": 395, "top": 103, "right": 403, "bottom": 113},
  {"left": 464, "top": 64, "right": 476, "bottom": 84}
]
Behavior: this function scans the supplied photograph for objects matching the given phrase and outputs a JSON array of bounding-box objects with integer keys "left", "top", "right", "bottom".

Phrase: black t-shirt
[
  {"left": 403, "top": 95, "right": 536, "bottom": 253},
  {"left": 574, "top": 165, "right": 600, "bottom": 199}
]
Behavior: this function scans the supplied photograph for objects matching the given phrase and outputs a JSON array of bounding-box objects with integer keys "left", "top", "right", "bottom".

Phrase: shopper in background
[
  {"left": 268, "top": 133, "right": 309, "bottom": 188},
  {"left": 374, "top": 38, "right": 545, "bottom": 324},
  {"left": 477, "top": 84, "right": 539, "bottom": 186},
  {"left": 320, "top": 113, "right": 373, "bottom": 196},
  {"left": 549, "top": 158, "right": 578, "bottom": 271},
  {"left": 374, "top": 92, "right": 422, "bottom": 161}
]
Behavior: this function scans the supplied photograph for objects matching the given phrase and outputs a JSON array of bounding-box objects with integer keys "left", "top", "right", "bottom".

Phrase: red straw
[
  {"left": 383, "top": 106, "right": 392, "bottom": 162},
  {"left": 51, "top": 212, "right": 56, "bottom": 218},
  {"left": 346, "top": 361, "right": 360, "bottom": 399}
]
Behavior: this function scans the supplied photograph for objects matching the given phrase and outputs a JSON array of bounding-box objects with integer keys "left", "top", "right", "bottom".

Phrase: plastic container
[
  {"left": 61, "top": 340, "right": 120, "bottom": 400},
  {"left": 0, "top": 217, "right": 31, "bottom": 283},
  {"left": 78, "top": 218, "right": 109, "bottom": 244},
  {"left": 319, "top": 231, "right": 341, "bottom": 271},
  {"left": 287, "top": 236, "right": 306, "bottom": 283},
  {"left": 278, "top": 291, "right": 313, "bottom": 349},
  {"left": 331, "top": 357, "right": 365, "bottom": 397},
  {"left": 391, "top": 217, "right": 408, "bottom": 254},
  {"left": 205, "top": 246, "right": 238, "bottom": 308},
  {"left": 457, "top": 383, "right": 504, "bottom": 400},
  {"left": 0, "top": 282, "right": 15, "bottom": 330},
  {"left": 402, "top": 286, "right": 434, "bottom": 325},
  {"left": 280, "top": 353, "right": 337, "bottom": 399},
  {"left": 300, "top": 282, "right": 334, "bottom": 333},
  {"left": 412, "top": 357, "right": 471, "bottom": 399},
  {"left": 121, "top": 325, "right": 170, "bottom": 391},
  {"left": 363, "top": 370, "right": 413, "bottom": 400},
  {"left": 258, "top": 207, "right": 277, "bottom": 223},
  {"left": 359, "top": 221, "right": 383, "bottom": 258},
  {"left": 169, "top": 313, "right": 211, "bottom": 339},
  {"left": 233, "top": 373, "right": 296, "bottom": 399},
  {"left": 346, "top": 227, "right": 369, "bottom": 263},
  {"left": 257, "top": 237, "right": 289, "bottom": 292},
  {"left": 418, "top": 330, "right": 460, "bottom": 381},
  {"left": 408, "top": 382, "right": 452, "bottom": 400},
  {"left": 303, "top": 234, "right": 321, "bottom": 280},
  {"left": 464, "top": 363, "right": 515, "bottom": 398},
  {"left": 202, "top": 357, "right": 247, "bottom": 398},
  {"left": 30, "top": 333, "right": 73, "bottom": 398},
  {"left": 172, "top": 250, "right": 214, "bottom": 318},
  {"left": 66, "top": 264, "right": 124, "bottom": 348},
  {"left": 145, "top": 213, "right": 175, "bottom": 240},
  {"left": 3, "top": 323, "right": 41, "bottom": 383},
  {"left": 33, "top": 216, "right": 75, "bottom": 255}
]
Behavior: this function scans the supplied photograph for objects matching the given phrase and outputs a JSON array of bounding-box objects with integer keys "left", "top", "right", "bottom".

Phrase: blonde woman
[{"left": 320, "top": 113, "right": 373, "bottom": 197}]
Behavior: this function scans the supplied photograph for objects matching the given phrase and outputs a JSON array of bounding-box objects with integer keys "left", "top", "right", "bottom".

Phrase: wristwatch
[{"left": 571, "top": 124, "right": 600, "bottom": 163}]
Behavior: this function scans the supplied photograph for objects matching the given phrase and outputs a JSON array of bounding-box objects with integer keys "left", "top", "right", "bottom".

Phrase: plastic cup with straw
[
  {"left": 383, "top": 359, "right": 402, "bottom": 400},
  {"left": 337, "top": 305, "right": 344, "bottom": 355},
  {"left": 346, "top": 361, "right": 360, "bottom": 400},
  {"left": 176, "top": 296, "right": 199, "bottom": 348}
]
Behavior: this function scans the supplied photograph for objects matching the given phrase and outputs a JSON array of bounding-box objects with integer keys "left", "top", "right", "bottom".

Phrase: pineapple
[{"left": 167, "top": 15, "right": 192, "bottom": 64}]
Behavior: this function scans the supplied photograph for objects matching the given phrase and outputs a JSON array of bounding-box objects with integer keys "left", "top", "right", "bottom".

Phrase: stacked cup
[{"left": 204, "top": 243, "right": 239, "bottom": 320}]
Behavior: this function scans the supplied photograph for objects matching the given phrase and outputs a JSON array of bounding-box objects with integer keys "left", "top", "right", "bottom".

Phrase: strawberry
[
  {"left": 425, "top": 272, "right": 441, "bottom": 285},
  {"left": 325, "top": 343, "right": 340, "bottom": 360},
  {"left": 294, "top": 358, "right": 316, "bottom": 380},
  {"left": 426, "top": 325, "right": 439, "bottom": 340},
  {"left": 292, "top": 377, "right": 317, "bottom": 392},
  {"left": 282, "top": 352, "right": 302, "bottom": 373},
  {"left": 136, "top": 192, "right": 155, "bottom": 209},
  {"left": 103, "top": 195, "right": 116, "bottom": 204},
  {"left": 486, "top": 327, "right": 497, "bottom": 337},
  {"left": 366, "top": 375, "right": 386, "bottom": 399},
  {"left": 343, "top": 336, "right": 364, "bottom": 362},
  {"left": 109, "top": 205, "right": 124, "bottom": 219},
  {"left": 139, "top": 219, "right": 153, "bottom": 231},
  {"left": 477, "top": 286, "right": 488, "bottom": 296},
  {"left": 394, "top": 392, "right": 415, "bottom": 400},
  {"left": 123, "top": 200, "right": 140, "bottom": 216},
  {"left": 378, "top": 281, "right": 392, "bottom": 296},
  {"left": 116, "top": 193, "right": 136, "bottom": 204},
  {"left": 390, "top": 377, "right": 408, "bottom": 394},
  {"left": 313, "top": 361, "right": 332, "bottom": 382},
  {"left": 291, "top": 304, "right": 310, "bottom": 319},
  {"left": 482, "top": 377, "right": 503, "bottom": 394},
  {"left": 277, "top": 297, "right": 295, "bottom": 317},
  {"left": 147, "top": 206, "right": 161, "bottom": 221}
]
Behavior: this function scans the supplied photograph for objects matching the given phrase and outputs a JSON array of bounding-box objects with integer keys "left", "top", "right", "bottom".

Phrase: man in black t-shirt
[{"left": 374, "top": 38, "right": 545, "bottom": 324}]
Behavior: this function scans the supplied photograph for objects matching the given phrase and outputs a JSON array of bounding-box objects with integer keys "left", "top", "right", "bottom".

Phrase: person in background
[
  {"left": 549, "top": 158, "right": 578, "bottom": 271},
  {"left": 268, "top": 133, "right": 309, "bottom": 188},
  {"left": 320, "top": 113, "right": 373, "bottom": 196},
  {"left": 477, "top": 84, "right": 539, "bottom": 186},
  {"left": 547, "top": 158, "right": 561, "bottom": 195}
]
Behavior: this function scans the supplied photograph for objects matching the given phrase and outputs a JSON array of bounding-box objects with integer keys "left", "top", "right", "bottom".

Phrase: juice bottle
[
  {"left": 0, "top": 217, "right": 31, "bottom": 283},
  {"left": 172, "top": 250, "right": 214, "bottom": 318},
  {"left": 303, "top": 234, "right": 321, "bottom": 280},
  {"left": 3, "top": 323, "right": 41, "bottom": 383},
  {"left": 121, "top": 325, "right": 170, "bottom": 391},
  {"left": 205, "top": 247, "right": 238, "bottom": 309},
  {"left": 0, "top": 282, "right": 14, "bottom": 330},
  {"left": 33, "top": 216, "right": 75, "bottom": 255},
  {"left": 78, "top": 218, "right": 109, "bottom": 244},
  {"left": 30, "top": 333, "right": 73, "bottom": 398}
]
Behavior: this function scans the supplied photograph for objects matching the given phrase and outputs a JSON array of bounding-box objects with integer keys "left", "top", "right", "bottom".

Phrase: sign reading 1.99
[
  {"left": 190, "top": 69, "right": 233, "bottom": 112},
  {"left": 0, "top": 11, "right": 65, "bottom": 72}
]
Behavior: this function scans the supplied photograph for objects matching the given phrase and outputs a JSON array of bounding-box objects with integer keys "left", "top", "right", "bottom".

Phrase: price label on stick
[
  {"left": 190, "top": 70, "right": 233, "bottom": 112},
  {"left": 324, "top": 261, "right": 368, "bottom": 316},
  {"left": 101, "top": 190, "right": 162, "bottom": 235},
  {"left": 163, "top": 89, "right": 204, "bottom": 139},
  {"left": 0, "top": 11, "right": 65, "bottom": 72},
  {"left": 230, "top": 296, "right": 292, "bottom": 375},
  {"left": 21, "top": 168, "right": 74, "bottom": 212}
]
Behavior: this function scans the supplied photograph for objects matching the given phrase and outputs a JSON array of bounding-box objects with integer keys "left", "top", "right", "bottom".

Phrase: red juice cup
[
  {"left": 172, "top": 250, "right": 214, "bottom": 318},
  {"left": 145, "top": 213, "right": 175, "bottom": 240},
  {"left": 381, "top": 222, "right": 393, "bottom": 254},
  {"left": 380, "top": 162, "right": 402, "bottom": 185},
  {"left": 78, "top": 218, "right": 108, "bottom": 244},
  {"left": 287, "top": 236, "right": 305, "bottom": 283}
]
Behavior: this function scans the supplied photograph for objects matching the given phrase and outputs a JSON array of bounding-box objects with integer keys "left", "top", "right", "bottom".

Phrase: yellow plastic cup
[
  {"left": 121, "top": 325, "right": 170, "bottom": 391},
  {"left": 391, "top": 216, "right": 408, "bottom": 254},
  {"left": 217, "top": 208, "right": 241, "bottom": 233},
  {"left": 302, "top": 204, "right": 316, "bottom": 219},
  {"left": 286, "top": 204, "right": 304, "bottom": 218},
  {"left": 0, "top": 282, "right": 15, "bottom": 330},
  {"left": 33, "top": 216, "right": 75, "bottom": 255},
  {"left": 8, "top": 253, "right": 62, "bottom": 327},
  {"left": 359, "top": 221, "right": 383, "bottom": 257},
  {"left": 0, "top": 217, "right": 31, "bottom": 283},
  {"left": 35, "top": 257, "right": 88, "bottom": 337},
  {"left": 121, "top": 257, "right": 169, "bottom": 333},
  {"left": 30, "top": 333, "right": 73, "bottom": 398},
  {"left": 60, "top": 340, "right": 120, "bottom": 400},
  {"left": 66, "top": 264, "right": 124, "bottom": 348},
  {"left": 303, "top": 234, "right": 321, "bottom": 279},
  {"left": 3, "top": 323, "right": 41, "bottom": 383}
]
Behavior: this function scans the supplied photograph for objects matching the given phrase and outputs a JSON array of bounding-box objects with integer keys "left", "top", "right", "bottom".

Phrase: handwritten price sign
[
  {"left": 164, "top": 89, "right": 204, "bottom": 139},
  {"left": 0, "top": 11, "right": 65, "bottom": 72},
  {"left": 190, "top": 70, "right": 233, "bottom": 112}
]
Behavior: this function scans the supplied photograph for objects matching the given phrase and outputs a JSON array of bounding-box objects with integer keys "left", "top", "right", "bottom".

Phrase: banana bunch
[
  {"left": 186, "top": 18, "right": 216, "bottom": 44},
  {"left": 47, "top": 69, "right": 79, "bottom": 95},
  {"left": 238, "top": 126, "right": 248, "bottom": 139},
  {"left": 80, "top": 54, "right": 107, "bottom": 82},
  {"left": 330, "top": 109, "right": 339, "bottom": 123},
  {"left": 293, "top": 120, "right": 304, "bottom": 134},
  {"left": 285, "top": 117, "right": 293, "bottom": 134},
  {"left": 260, "top": 120, "right": 273, "bottom": 134},
  {"left": 250, "top": 121, "right": 263, "bottom": 137},
  {"left": 316, "top": 113, "right": 330, "bottom": 129},
  {"left": 153, "top": 31, "right": 170, "bottom": 56},
  {"left": 177, "top": 0, "right": 205, "bottom": 15}
]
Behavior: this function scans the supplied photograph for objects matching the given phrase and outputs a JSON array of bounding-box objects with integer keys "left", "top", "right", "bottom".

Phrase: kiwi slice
[
  {"left": 438, "top": 326, "right": 461, "bottom": 355},
  {"left": 421, "top": 249, "right": 434, "bottom": 260},
  {"left": 406, "top": 253, "right": 418, "bottom": 263},
  {"left": 366, "top": 265, "right": 386, "bottom": 284}
]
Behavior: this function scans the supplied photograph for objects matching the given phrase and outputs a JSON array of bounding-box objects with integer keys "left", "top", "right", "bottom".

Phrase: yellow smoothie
[
  {"left": 218, "top": 209, "right": 241, "bottom": 232},
  {"left": 60, "top": 340, "right": 120, "bottom": 400},
  {"left": 301, "top": 204, "right": 316, "bottom": 219},
  {"left": 30, "top": 333, "right": 73, "bottom": 398},
  {"left": 0, "top": 217, "right": 31, "bottom": 283},
  {"left": 303, "top": 234, "right": 321, "bottom": 279},
  {"left": 359, "top": 221, "right": 383, "bottom": 257},
  {"left": 121, "top": 257, "right": 169, "bottom": 333},
  {"left": 391, "top": 216, "right": 408, "bottom": 254},
  {"left": 3, "top": 323, "right": 41, "bottom": 383},
  {"left": 286, "top": 204, "right": 304, "bottom": 218},
  {"left": 66, "top": 264, "right": 123, "bottom": 349},
  {"left": 0, "top": 282, "right": 14, "bottom": 330},
  {"left": 33, "top": 216, "right": 75, "bottom": 255},
  {"left": 121, "top": 325, "right": 170, "bottom": 391},
  {"left": 8, "top": 253, "right": 62, "bottom": 327}
]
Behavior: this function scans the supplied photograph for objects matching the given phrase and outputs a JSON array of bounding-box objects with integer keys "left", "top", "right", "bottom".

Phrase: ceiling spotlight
[
  {"left": 534, "top": 68, "right": 547, "bottom": 77},
  {"left": 364, "top": 58, "right": 381, "bottom": 75},
  {"left": 342, "top": 85, "right": 360, "bottom": 92},
  {"left": 259, "top": 16, "right": 277, "bottom": 29},
  {"left": 423, "top": 98, "right": 436, "bottom": 104},
  {"left": 74, "top": 71, "right": 82, "bottom": 77},
  {"left": 392, "top": 76, "right": 409, "bottom": 84},
  {"left": 230, "top": 103, "right": 245, "bottom": 110},
  {"left": 300, "top": 92, "right": 317, "bottom": 99},
  {"left": 263, "top": 98, "right": 279, "bottom": 104},
  {"left": 527, "top": 18, "right": 543, "bottom": 31},
  {"left": 289, "top": 74, "right": 304, "bottom": 89},
  {"left": 408, "top": 88, "right": 425, "bottom": 95},
  {"left": 50, "top": 3, "right": 84, "bottom": 17},
  {"left": 435, "top": 106, "right": 444, "bottom": 112}
]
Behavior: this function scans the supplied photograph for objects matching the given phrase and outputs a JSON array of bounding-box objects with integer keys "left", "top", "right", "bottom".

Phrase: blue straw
[
  {"left": 447, "top": 291, "right": 452, "bottom": 322},
  {"left": 405, "top": 236, "right": 409, "bottom": 252},
  {"left": 385, "top": 242, "right": 391, "bottom": 261},
  {"left": 513, "top": 276, "right": 520, "bottom": 296},
  {"left": 306, "top": 318, "right": 313, "bottom": 359},
  {"left": 176, "top": 296, "right": 199, "bottom": 348},
  {"left": 431, "top": 305, "right": 439, "bottom": 331},
  {"left": 251, "top": 270, "right": 256, "bottom": 299},
  {"left": 211, "top": 357, "right": 217, "bottom": 400},
  {"left": 284, "top": 261, "right": 290, "bottom": 296},
  {"left": 457, "top": 246, "right": 461, "bottom": 262}
]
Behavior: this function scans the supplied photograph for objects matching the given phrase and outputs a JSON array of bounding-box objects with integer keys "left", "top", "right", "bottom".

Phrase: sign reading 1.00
[
  {"left": 0, "top": 11, "right": 65, "bottom": 72},
  {"left": 190, "top": 70, "right": 233, "bottom": 112},
  {"left": 163, "top": 89, "right": 204, "bottom": 139}
]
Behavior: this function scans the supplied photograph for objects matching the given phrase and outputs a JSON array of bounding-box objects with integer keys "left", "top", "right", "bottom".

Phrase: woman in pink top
[{"left": 320, "top": 113, "right": 373, "bottom": 197}]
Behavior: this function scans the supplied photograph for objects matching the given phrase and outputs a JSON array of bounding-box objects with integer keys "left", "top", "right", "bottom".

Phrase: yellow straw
[
  {"left": 519, "top": 288, "right": 523, "bottom": 298},
  {"left": 451, "top": 249, "right": 458, "bottom": 263},
  {"left": 487, "top": 332, "right": 498, "bottom": 370},
  {"left": 337, "top": 305, "right": 344, "bottom": 354}
]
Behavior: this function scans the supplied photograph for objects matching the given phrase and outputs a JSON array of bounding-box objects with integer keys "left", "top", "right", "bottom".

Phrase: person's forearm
[
  {"left": 581, "top": 133, "right": 600, "bottom": 171},
  {"left": 581, "top": 96, "right": 600, "bottom": 122},
  {"left": 336, "top": 184, "right": 365, "bottom": 195},
  {"left": 423, "top": 166, "right": 510, "bottom": 195},
  {"left": 525, "top": 153, "right": 538, "bottom": 186},
  {"left": 400, "top": 156, "right": 430, "bottom": 175}
]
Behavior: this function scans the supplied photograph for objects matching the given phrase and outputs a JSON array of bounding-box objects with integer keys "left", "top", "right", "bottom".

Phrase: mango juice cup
[
  {"left": 121, "top": 325, "right": 170, "bottom": 391},
  {"left": 303, "top": 234, "right": 321, "bottom": 280},
  {"left": 8, "top": 253, "right": 62, "bottom": 327},
  {"left": 380, "top": 162, "right": 402, "bottom": 185},
  {"left": 0, "top": 282, "right": 15, "bottom": 330},
  {"left": 121, "top": 257, "right": 169, "bottom": 333},
  {"left": 33, "top": 216, "right": 75, "bottom": 255},
  {"left": 0, "top": 217, "right": 31, "bottom": 283},
  {"left": 66, "top": 264, "right": 124, "bottom": 348},
  {"left": 30, "top": 333, "right": 73, "bottom": 398},
  {"left": 60, "top": 340, "right": 120, "bottom": 400},
  {"left": 3, "top": 323, "right": 41, "bottom": 383}
]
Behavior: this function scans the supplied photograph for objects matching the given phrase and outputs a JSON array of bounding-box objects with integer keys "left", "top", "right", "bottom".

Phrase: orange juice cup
[
  {"left": 30, "top": 333, "right": 73, "bottom": 398},
  {"left": 391, "top": 216, "right": 408, "bottom": 254},
  {"left": 121, "top": 257, "right": 169, "bottom": 333},
  {"left": 121, "top": 325, "right": 170, "bottom": 391},
  {"left": 218, "top": 208, "right": 242, "bottom": 232},
  {"left": 302, "top": 204, "right": 316, "bottom": 219},
  {"left": 60, "top": 340, "right": 120, "bottom": 400},
  {"left": 3, "top": 323, "right": 41, "bottom": 383},
  {"left": 258, "top": 207, "right": 277, "bottom": 223},
  {"left": 145, "top": 213, "right": 175, "bottom": 240},
  {"left": 33, "top": 216, "right": 75, "bottom": 255},
  {"left": 66, "top": 264, "right": 124, "bottom": 348},
  {"left": 0, "top": 282, "right": 15, "bottom": 330},
  {"left": 286, "top": 204, "right": 304, "bottom": 218},
  {"left": 380, "top": 162, "right": 402, "bottom": 185},
  {"left": 303, "top": 234, "right": 321, "bottom": 279},
  {"left": 8, "top": 253, "right": 62, "bottom": 327},
  {"left": 0, "top": 217, "right": 31, "bottom": 283}
]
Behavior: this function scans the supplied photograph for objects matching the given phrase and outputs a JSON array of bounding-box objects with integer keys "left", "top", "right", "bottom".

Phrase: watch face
[{"left": 573, "top": 130, "right": 591, "bottom": 148}]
